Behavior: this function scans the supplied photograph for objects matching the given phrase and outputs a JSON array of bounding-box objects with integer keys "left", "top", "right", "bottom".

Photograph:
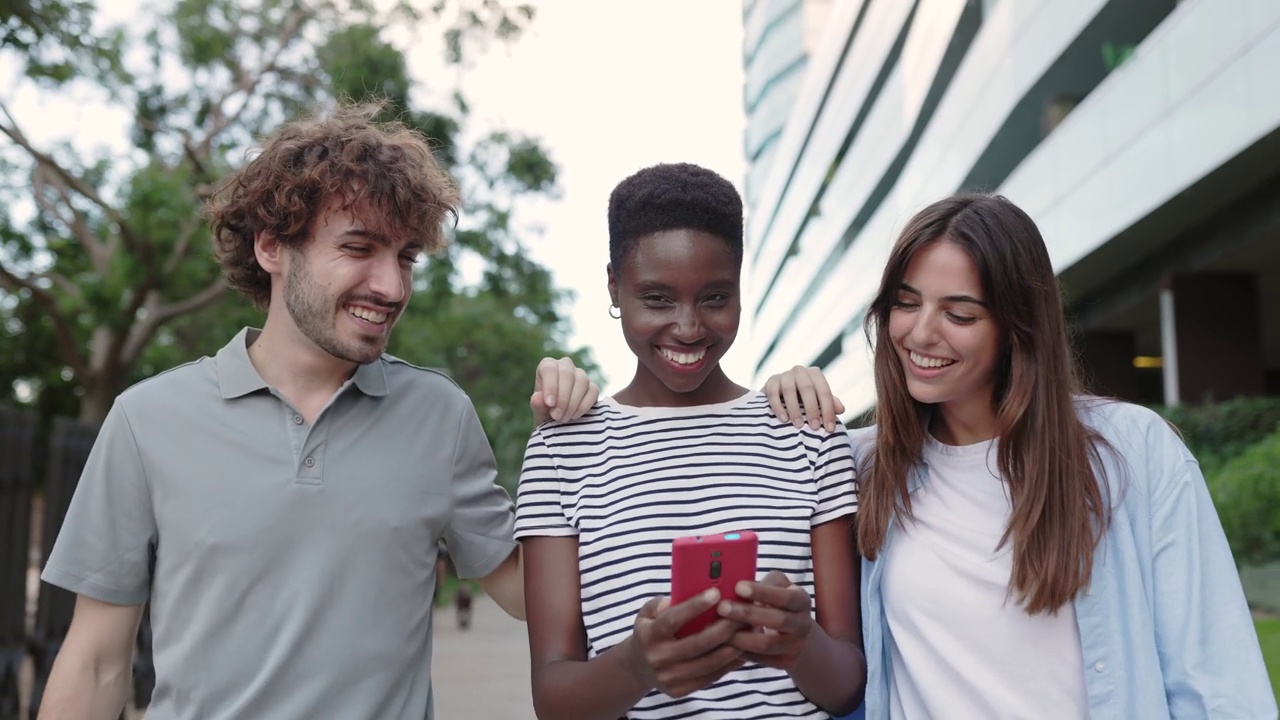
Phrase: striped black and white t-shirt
[{"left": 514, "top": 391, "right": 858, "bottom": 720}]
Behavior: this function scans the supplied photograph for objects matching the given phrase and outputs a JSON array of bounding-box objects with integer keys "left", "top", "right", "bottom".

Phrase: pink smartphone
[{"left": 670, "top": 531, "right": 759, "bottom": 638}]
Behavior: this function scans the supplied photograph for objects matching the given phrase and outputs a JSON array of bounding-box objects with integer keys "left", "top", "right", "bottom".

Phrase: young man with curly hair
[{"left": 36, "top": 105, "right": 551, "bottom": 719}]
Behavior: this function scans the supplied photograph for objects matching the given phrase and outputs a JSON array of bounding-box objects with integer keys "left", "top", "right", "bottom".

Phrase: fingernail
[
  {"left": 826, "top": 424, "right": 835, "bottom": 433},
  {"left": 736, "top": 581, "right": 752, "bottom": 598},
  {"left": 718, "top": 600, "right": 734, "bottom": 615},
  {"left": 701, "top": 588, "right": 721, "bottom": 603},
  {"left": 545, "top": 395, "right": 556, "bottom": 406},
  {"left": 778, "top": 413, "right": 789, "bottom": 422},
  {"left": 550, "top": 409, "right": 561, "bottom": 420}
]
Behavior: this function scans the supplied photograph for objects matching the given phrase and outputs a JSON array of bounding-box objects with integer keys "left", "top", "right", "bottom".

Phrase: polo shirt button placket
[{"left": 304, "top": 456, "right": 316, "bottom": 468}]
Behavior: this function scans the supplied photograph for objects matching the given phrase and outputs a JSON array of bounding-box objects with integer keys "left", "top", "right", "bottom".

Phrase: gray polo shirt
[{"left": 42, "top": 328, "right": 517, "bottom": 719}]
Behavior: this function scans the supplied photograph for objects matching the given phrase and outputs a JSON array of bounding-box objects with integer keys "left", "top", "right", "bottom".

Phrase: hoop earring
[{"left": 608, "top": 304, "right": 621, "bottom": 319}]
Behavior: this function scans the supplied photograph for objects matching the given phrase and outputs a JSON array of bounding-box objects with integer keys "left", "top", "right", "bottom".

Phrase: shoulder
[
  {"left": 1075, "top": 397, "right": 1192, "bottom": 463},
  {"left": 1075, "top": 397, "right": 1197, "bottom": 508},
  {"left": 116, "top": 356, "right": 217, "bottom": 411},
  {"left": 380, "top": 354, "right": 472, "bottom": 407},
  {"left": 847, "top": 424, "right": 878, "bottom": 465}
]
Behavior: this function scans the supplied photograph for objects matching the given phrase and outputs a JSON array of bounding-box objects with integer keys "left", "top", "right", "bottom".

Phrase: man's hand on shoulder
[{"left": 531, "top": 357, "right": 599, "bottom": 425}]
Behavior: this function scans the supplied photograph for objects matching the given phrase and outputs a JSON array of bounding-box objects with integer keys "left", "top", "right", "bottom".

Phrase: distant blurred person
[{"left": 34, "top": 103, "right": 578, "bottom": 720}]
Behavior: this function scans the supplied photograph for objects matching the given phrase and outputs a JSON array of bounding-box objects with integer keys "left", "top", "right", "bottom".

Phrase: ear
[
  {"left": 606, "top": 262, "right": 619, "bottom": 306},
  {"left": 254, "top": 231, "right": 286, "bottom": 275}
]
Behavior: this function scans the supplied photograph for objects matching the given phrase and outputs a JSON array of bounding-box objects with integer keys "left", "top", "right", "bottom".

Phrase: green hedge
[
  {"left": 1204, "top": 430, "right": 1280, "bottom": 565},
  {"left": 1156, "top": 397, "right": 1280, "bottom": 474}
]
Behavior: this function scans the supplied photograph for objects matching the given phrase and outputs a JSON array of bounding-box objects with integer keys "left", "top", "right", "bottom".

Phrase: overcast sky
[{"left": 2, "top": 0, "right": 752, "bottom": 394}]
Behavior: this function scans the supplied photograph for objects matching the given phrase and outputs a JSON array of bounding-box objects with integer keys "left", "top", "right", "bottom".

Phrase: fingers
[
  {"left": 734, "top": 574, "right": 810, "bottom": 614},
  {"left": 656, "top": 643, "right": 745, "bottom": 698},
  {"left": 763, "top": 374, "right": 788, "bottom": 422},
  {"left": 533, "top": 357, "right": 596, "bottom": 422},
  {"left": 649, "top": 588, "right": 722, "bottom": 638},
  {"left": 561, "top": 366, "right": 595, "bottom": 421},
  {"left": 533, "top": 357, "right": 561, "bottom": 410}
]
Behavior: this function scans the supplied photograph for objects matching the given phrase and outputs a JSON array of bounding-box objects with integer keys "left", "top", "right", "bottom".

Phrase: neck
[
  {"left": 249, "top": 310, "right": 356, "bottom": 401},
  {"left": 931, "top": 396, "right": 998, "bottom": 446},
  {"left": 614, "top": 364, "right": 746, "bottom": 408}
]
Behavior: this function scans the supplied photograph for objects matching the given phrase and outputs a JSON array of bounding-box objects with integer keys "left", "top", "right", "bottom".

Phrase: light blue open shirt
[{"left": 851, "top": 399, "right": 1276, "bottom": 719}]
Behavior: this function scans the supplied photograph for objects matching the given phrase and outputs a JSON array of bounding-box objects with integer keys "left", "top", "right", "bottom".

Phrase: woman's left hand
[{"left": 715, "top": 570, "right": 814, "bottom": 670}]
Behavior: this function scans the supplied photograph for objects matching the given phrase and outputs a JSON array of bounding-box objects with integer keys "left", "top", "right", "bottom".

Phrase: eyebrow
[
  {"left": 899, "top": 282, "right": 987, "bottom": 306},
  {"left": 339, "top": 229, "right": 424, "bottom": 253}
]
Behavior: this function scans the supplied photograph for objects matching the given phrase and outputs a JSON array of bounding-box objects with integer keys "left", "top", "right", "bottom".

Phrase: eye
[
  {"left": 399, "top": 252, "right": 421, "bottom": 267},
  {"left": 703, "top": 292, "right": 730, "bottom": 305},
  {"left": 946, "top": 312, "right": 977, "bottom": 324},
  {"left": 892, "top": 298, "right": 919, "bottom": 310},
  {"left": 641, "top": 293, "right": 671, "bottom": 306},
  {"left": 343, "top": 243, "right": 372, "bottom": 255}
]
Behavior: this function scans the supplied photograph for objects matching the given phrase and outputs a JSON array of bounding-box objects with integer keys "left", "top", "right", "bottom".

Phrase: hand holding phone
[{"left": 670, "top": 531, "right": 759, "bottom": 638}]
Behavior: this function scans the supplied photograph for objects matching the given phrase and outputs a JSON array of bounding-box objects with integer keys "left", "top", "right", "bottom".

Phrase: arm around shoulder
[{"left": 37, "top": 595, "right": 144, "bottom": 720}]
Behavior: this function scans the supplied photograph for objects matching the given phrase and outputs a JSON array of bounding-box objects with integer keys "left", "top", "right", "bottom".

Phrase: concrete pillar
[
  {"left": 1162, "top": 274, "right": 1266, "bottom": 405},
  {"left": 1078, "top": 330, "right": 1139, "bottom": 402}
]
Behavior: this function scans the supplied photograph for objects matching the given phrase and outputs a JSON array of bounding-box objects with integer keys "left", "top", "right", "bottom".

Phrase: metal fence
[{"left": 0, "top": 407, "right": 154, "bottom": 719}]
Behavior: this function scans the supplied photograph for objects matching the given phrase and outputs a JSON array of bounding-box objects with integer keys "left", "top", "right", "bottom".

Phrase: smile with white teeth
[
  {"left": 910, "top": 351, "right": 955, "bottom": 369},
  {"left": 347, "top": 305, "right": 389, "bottom": 324},
  {"left": 659, "top": 347, "right": 706, "bottom": 366}
]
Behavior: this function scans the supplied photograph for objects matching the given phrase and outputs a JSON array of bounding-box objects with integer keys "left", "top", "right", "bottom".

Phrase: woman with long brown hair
[{"left": 764, "top": 192, "right": 1273, "bottom": 718}]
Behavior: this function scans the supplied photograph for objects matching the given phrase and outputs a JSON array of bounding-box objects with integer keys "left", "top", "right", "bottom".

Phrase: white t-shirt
[
  {"left": 515, "top": 391, "right": 858, "bottom": 719},
  {"left": 881, "top": 435, "right": 1088, "bottom": 720}
]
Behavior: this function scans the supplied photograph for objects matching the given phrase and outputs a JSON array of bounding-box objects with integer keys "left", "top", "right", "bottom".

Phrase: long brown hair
[{"left": 859, "top": 193, "right": 1111, "bottom": 614}]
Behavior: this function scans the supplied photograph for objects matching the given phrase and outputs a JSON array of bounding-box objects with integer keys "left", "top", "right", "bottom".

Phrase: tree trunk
[{"left": 77, "top": 376, "right": 115, "bottom": 425}]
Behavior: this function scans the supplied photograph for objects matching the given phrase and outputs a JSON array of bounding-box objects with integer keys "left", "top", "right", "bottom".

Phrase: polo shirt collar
[{"left": 216, "top": 327, "right": 389, "bottom": 399}]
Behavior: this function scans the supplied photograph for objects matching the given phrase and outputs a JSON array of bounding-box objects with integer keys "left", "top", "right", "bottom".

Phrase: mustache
[{"left": 344, "top": 295, "right": 402, "bottom": 313}]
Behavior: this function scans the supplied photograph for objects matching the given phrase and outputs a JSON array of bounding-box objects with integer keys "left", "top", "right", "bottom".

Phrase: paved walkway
[{"left": 432, "top": 595, "right": 537, "bottom": 720}]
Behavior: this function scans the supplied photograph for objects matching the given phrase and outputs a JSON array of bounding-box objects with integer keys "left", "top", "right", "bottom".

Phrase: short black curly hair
[{"left": 607, "top": 163, "right": 743, "bottom": 270}]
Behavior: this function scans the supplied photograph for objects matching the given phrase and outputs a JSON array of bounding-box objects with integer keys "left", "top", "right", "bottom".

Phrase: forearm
[
  {"left": 478, "top": 546, "right": 526, "bottom": 621},
  {"left": 532, "top": 636, "right": 652, "bottom": 720},
  {"left": 789, "top": 626, "right": 866, "bottom": 716},
  {"left": 37, "top": 650, "right": 132, "bottom": 720}
]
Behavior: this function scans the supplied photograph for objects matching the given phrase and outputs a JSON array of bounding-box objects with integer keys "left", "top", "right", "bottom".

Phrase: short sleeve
[
  {"left": 514, "top": 428, "right": 576, "bottom": 538},
  {"left": 442, "top": 401, "right": 517, "bottom": 579},
  {"left": 810, "top": 422, "right": 858, "bottom": 526},
  {"left": 41, "top": 399, "right": 157, "bottom": 606}
]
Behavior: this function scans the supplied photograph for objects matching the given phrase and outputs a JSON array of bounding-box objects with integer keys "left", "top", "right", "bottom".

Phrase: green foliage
[
  {"left": 1204, "top": 429, "right": 1280, "bottom": 565},
  {"left": 1157, "top": 397, "right": 1280, "bottom": 475},
  {"left": 1254, "top": 619, "right": 1280, "bottom": 704},
  {"left": 0, "top": 0, "right": 597, "bottom": 499}
]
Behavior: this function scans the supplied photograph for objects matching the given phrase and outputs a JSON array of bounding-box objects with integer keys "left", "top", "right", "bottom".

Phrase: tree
[{"left": 0, "top": 0, "right": 596, "bottom": 484}]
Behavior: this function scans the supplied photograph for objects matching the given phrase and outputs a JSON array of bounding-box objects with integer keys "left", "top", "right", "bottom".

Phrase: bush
[
  {"left": 1205, "top": 429, "right": 1280, "bottom": 565},
  {"left": 1156, "top": 397, "right": 1280, "bottom": 465}
]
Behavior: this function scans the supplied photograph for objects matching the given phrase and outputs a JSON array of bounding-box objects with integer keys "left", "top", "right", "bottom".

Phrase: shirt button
[
  {"left": 303, "top": 456, "right": 315, "bottom": 468},
  {"left": 293, "top": 415, "right": 303, "bottom": 425},
  {"left": 1094, "top": 661, "right": 1106, "bottom": 673}
]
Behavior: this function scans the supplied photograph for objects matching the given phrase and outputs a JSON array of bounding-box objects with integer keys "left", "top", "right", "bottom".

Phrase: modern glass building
[{"left": 743, "top": 0, "right": 1280, "bottom": 416}]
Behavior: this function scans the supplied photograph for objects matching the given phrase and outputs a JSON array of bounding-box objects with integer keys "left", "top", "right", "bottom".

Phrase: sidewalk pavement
[{"left": 432, "top": 594, "right": 537, "bottom": 720}]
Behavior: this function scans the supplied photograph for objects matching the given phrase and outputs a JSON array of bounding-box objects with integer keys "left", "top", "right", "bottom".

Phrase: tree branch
[
  {"left": 31, "top": 166, "right": 111, "bottom": 275},
  {"left": 0, "top": 262, "right": 89, "bottom": 380},
  {"left": 196, "top": 6, "right": 315, "bottom": 157},
  {"left": 0, "top": 99, "right": 153, "bottom": 268},
  {"left": 120, "top": 278, "right": 228, "bottom": 366}
]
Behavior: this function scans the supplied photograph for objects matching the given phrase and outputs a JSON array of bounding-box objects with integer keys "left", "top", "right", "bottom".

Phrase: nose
[
  {"left": 906, "top": 306, "right": 942, "bottom": 347},
  {"left": 672, "top": 304, "right": 705, "bottom": 343},
  {"left": 368, "top": 252, "right": 407, "bottom": 305}
]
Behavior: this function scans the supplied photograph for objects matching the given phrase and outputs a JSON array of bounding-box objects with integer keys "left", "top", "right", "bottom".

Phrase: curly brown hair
[{"left": 206, "top": 103, "right": 460, "bottom": 308}]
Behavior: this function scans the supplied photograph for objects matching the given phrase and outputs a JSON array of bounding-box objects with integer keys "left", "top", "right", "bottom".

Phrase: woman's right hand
[
  {"left": 762, "top": 365, "right": 845, "bottom": 433},
  {"left": 627, "top": 589, "right": 745, "bottom": 699}
]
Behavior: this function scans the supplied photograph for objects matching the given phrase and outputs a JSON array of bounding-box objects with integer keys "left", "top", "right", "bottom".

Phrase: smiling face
[
  {"left": 609, "top": 228, "right": 741, "bottom": 405},
  {"left": 887, "top": 239, "right": 1004, "bottom": 428},
  {"left": 275, "top": 202, "right": 422, "bottom": 364}
]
